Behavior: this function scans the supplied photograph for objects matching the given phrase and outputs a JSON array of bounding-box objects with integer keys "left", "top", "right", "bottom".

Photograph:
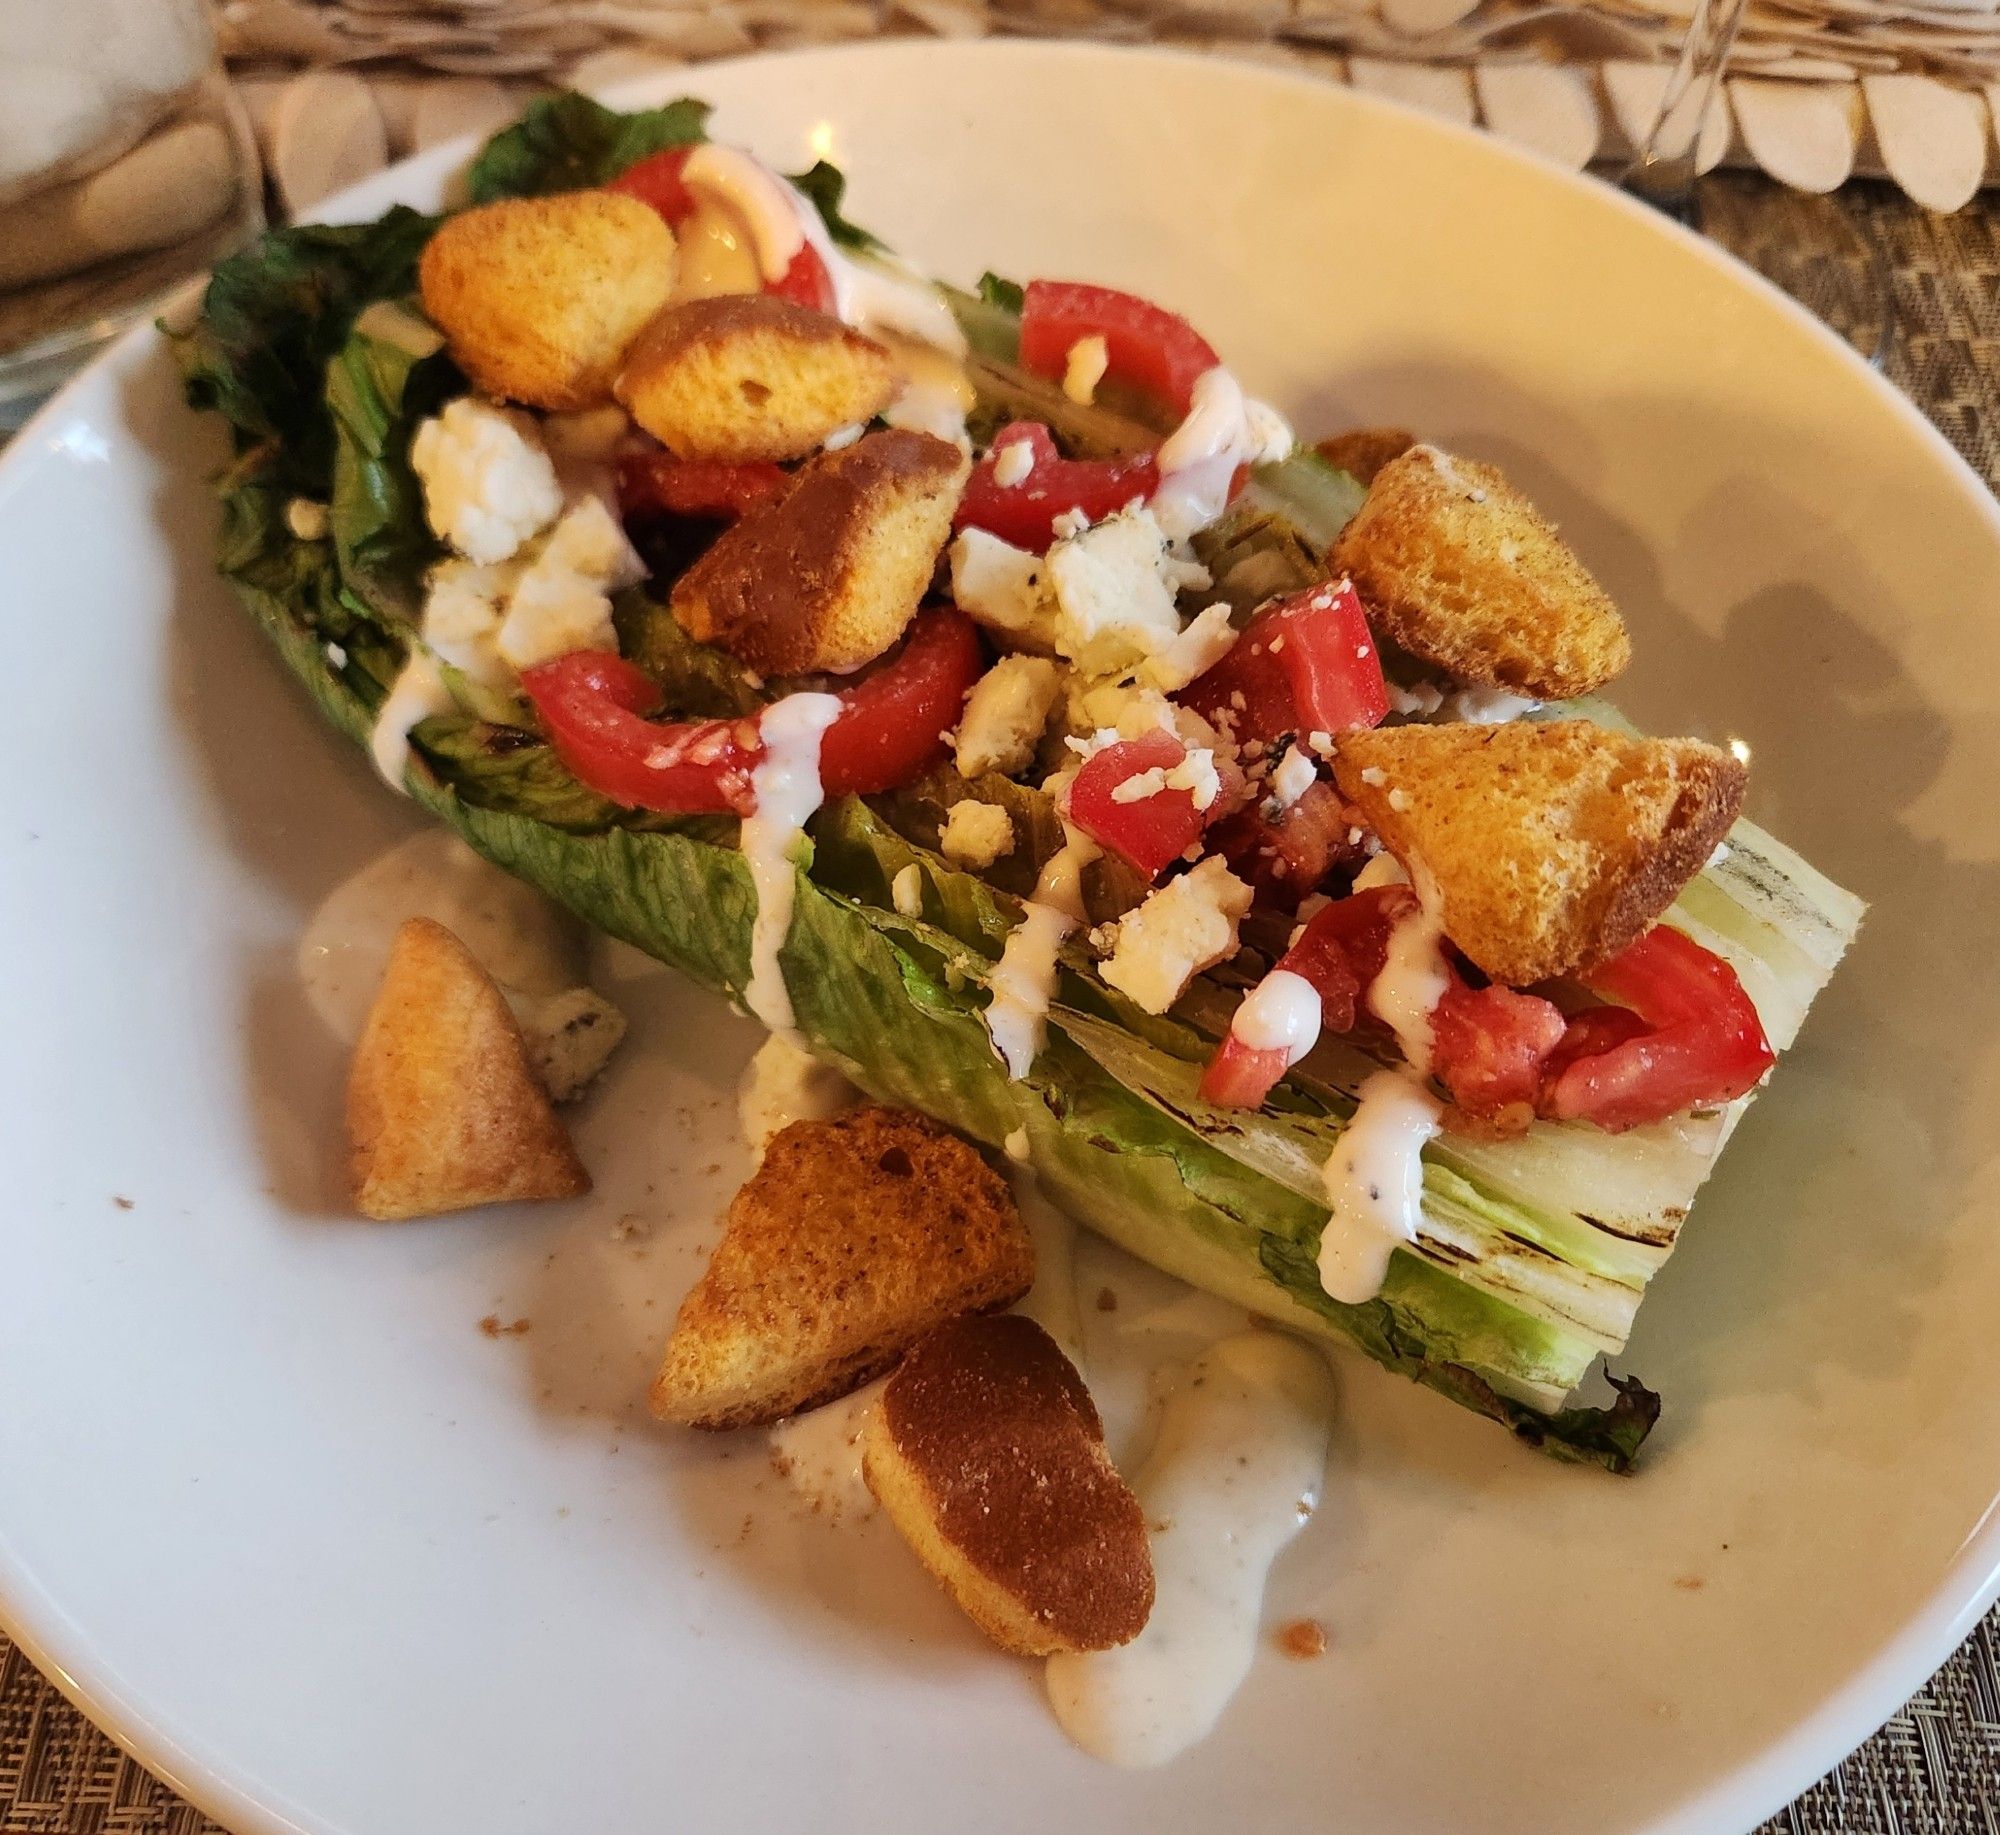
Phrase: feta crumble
[
  {"left": 948, "top": 527, "right": 1054, "bottom": 652},
  {"left": 956, "top": 654, "right": 1064, "bottom": 779},
  {"left": 891, "top": 862, "right": 924, "bottom": 917},
  {"left": 410, "top": 397, "right": 563, "bottom": 565},
  {"left": 992, "top": 439, "right": 1035, "bottom": 488},
  {"left": 1046, "top": 506, "right": 1184, "bottom": 675},
  {"left": 940, "top": 799, "right": 1015, "bottom": 869},
  {"left": 1138, "top": 601, "right": 1237, "bottom": 694},
  {"left": 496, "top": 495, "right": 646, "bottom": 673},
  {"left": 1265, "top": 743, "right": 1317, "bottom": 814},
  {"left": 1100, "top": 858, "right": 1253, "bottom": 1015}
]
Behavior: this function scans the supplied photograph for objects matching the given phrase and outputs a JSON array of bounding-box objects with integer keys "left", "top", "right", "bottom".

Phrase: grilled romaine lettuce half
[{"left": 170, "top": 100, "right": 1862, "bottom": 1472}]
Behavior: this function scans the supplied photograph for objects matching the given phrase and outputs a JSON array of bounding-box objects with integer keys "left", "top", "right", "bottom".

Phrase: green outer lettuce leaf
[
  {"left": 466, "top": 93, "right": 710, "bottom": 202},
  {"left": 786, "top": 160, "right": 886, "bottom": 253},
  {"left": 171, "top": 209, "right": 440, "bottom": 491}
]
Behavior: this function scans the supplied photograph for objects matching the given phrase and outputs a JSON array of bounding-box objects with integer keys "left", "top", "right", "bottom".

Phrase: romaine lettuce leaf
[{"left": 466, "top": 92, "right": 710, "bottom": 203}]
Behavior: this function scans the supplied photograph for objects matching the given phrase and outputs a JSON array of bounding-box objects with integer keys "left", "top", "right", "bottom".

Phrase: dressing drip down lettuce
[{"left": 173, "top": 97, "right": 1862, "bottom": 1472}]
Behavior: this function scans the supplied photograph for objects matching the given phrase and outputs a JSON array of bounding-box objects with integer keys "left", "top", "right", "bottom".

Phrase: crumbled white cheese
[
  {"left": 1138, "top": 601, "right": 1238, "bottom": 694},
  {"left": 421, "top": 556, "right": 520, "bottom": 687},
  {"left": 1387, "top": 786, "right": 1410, "bottom": 812},
  {"left": 939, "top": 799, "right": 1015, "bottom": 869},
  {"left": 992, "top": 439, "right": 1035, "bottom": 488},
  {"left": 956, "top": 654, "right": 1064, "bottom": 779},
  {"left": 1446, "top": 685, "right": 1541, "bottom": 726},
  {"left": 1384, "top": 677, "right": 1446, "bottom": 718},
  {"left": 891, "top": 862, "right": 924, "bottom": 917},
  {"left": 410, "top": 397, "right": 563, "bottom": 565},
  {"left": 1265, "top": 743, "right": 1317, "bottom": 814},
  {"left": 1359, "top": 765, "right": 1387, "bottom": 786},
  {"left": 285, "top": 498, "right": 330, "bottom": 541},
  {"left": 1062, "top": 334, "right": 1109, "bottom": 406},
  {"left": 1046, "top": 506, "right": 1185, "bottom": 675},
  {"left": 1706, "top": 839, "right": 1733, "bottom": 870},
  {"left": 1003, "top": 1125, "right": 1031, "bottom": 1161},
  {"left": 948, "top": 527, "right": 1055, "bottom": 652},
  {"left": 1051, "top": 507, "right": 1091, "bottom": 540},
  {"left": 1109, "top": 766, "right": 1170, "bottom": 805},
  {"left": 1165, "top": 748, "right": 1222, "bottom": 811},
  {"left": 1067, "top": 681, "right": 1233, "bottom": 766},
  {"left": 1353, "top": 852, "right": 1409, "bottom": 892},
  {"left": 325, "top": 642, "right": 347, "bottom": 669},
  {"left": 822, "top": 421, "right": 865, "bottom": 451},
  {"left": 495, "top": 495, "right": 646, "bottom": 673},
  {"left": 1100, "top": 858, "right": 1253, "bottom": 1014}
]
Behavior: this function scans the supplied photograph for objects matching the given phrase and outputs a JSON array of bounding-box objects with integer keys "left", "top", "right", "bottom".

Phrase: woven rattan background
[{"left": 3, "top": 173, "right": 1997, "bottom": 1835}]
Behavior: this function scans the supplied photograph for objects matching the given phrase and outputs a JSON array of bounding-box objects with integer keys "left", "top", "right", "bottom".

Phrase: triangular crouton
[
  {"left": 650, "top": 1106, "right": 1032, "bottom": 1429},
  {"left": 346, "top": 917, "right": 590, "bottom": 1221},
  {"left": 863, "top": 1314, "right": 1153, "bottom": 1656},
  {"left": 616, "top": 293, "right": 898, "bottom": 464},
  {"left": 1333, "top": 720, "right": 1746, "bottom": 987},
  {"left": 1333, "top": 445, "right": 1631, "bottom": 700},
  {"left": 671, "top": 428, "right": 969, "bottom": 675}
]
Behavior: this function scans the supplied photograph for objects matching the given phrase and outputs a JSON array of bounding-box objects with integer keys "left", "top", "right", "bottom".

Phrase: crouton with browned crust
[
  {"left": 346, "top": 918, "right": 590, "bottom": 1220},
  {"left": 418, "top": 192, "right": 675, "bottom": 410},
  {"left": 1314, "top": 426, "right": 1415, "bottom": 486},
  {"left": 864, "top": 1314, "right": 1153, "bottom": 1656},
  {"left": 1333, "top": 445, "right": 1630, "bottom": 700},
  {"left": 1334, "top": 719, "right": 1745, "bottom": 987},
  {"left": 671, "top": 427, "right": 968, "bottom": 675},
  {"left": 616, "top": 293, "right": 898, "bottom": 463},
  {"left": 650, "top": 1107, "right": 1032, "bottom": 1430}
]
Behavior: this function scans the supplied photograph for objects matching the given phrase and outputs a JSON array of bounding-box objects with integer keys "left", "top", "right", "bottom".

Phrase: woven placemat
[{"left": 3, "top": 172, "right": 1997, "bottom": 1835}]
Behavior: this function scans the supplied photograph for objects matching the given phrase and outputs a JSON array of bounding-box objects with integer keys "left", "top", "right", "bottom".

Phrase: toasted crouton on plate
[
  {"left": 418, "top": 192, "right": 676, "bottom": 410},
  {"left": 863, "top": 1314, "right": 1154, "bottom": 1656},
  {"left": 616, "top": 294, "right": 898, "bottom": 463},
  {"left": 1333, "top": 445, "right": 1631, "bottom": 701},
  {"left": 1334, "top": 719, "right": 1746, "bottom": 987},
  {"left": 1314, "top": 426, "right": 1416, "bottom": 486},
  {"left": 345, "top": 917, "right": 590, "bottom": 1221},
  {"left": 671, "top": 427, "right": 969, "bottom": 675},
  {"left": 650, "top": 1106, "right": 1033, "bottom": 1429}
]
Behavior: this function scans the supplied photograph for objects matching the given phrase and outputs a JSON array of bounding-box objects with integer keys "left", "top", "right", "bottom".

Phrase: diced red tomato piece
[
  {"left": 1018, "top": 281, "right": 1219, "bottom": 417},
  {"left": 606, "top": 146, "right": 698, "bottom": 219},
  {"left": 1198, "top": 1033, "right": 1296, "bottom": 1109},
  {"left": 1199, "top": 885, "right": 1412, "bottom": 1108},
  {"left": 1539, "top": 1005, "right": 1651, "bottom": 1087},
  {"left": 766, "top": 241, "right": 837, "bottom": 312},
  {"left": 1064, "top": 730, "right": 1208, "bottom": 881},
  {"left": 617, "top": 451, "right": 792, "bottom": 521},
  {"left": 1430, "top": 982, "right": 1569, "bottom": 1118},
  {"left": 818, "top": 606, "right": 984, "bottom": 795},
  {"left": 521, "top": 608, "right": 982, "bottom": 813},
  {"left": 608, "top": 147, "right": 836, "bottom": 312},
  {"left": 955, "top": 423, "right": 1160, "bottom": 553},
  {"left": 1541, "top": 927, "right": 1775, "bottom": 1132},
  {"left": 1179, "top": 578, "right": 1387, "bottom": 745},
  {"left": 518, "top": 651, "right": 762, "bottom": 815}
]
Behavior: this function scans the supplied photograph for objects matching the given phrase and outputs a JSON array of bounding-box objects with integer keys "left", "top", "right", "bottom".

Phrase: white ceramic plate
[{"left": 3, "top": 40, "right": 1998, "bottom": 1835}]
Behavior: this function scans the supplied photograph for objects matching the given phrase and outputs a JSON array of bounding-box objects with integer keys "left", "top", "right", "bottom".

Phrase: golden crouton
[
  {"left": 418, "top": 192, "right": 675, "bottom": 410},
  {"left": 650, "top": 1107, "right": 1032, "bottom": 1430},
  {"left": 346, "top": 918, "right": 590, "bottom": 1221},
  {"left": 671, "top": 428, "right": 969, "bottom": 675},
  {"left": 1333, "top": 446, "right": 1631, "bottom": 700},
  {"left": 615, "top": 294, "right": 898, "bottom": 464},
  {"left": 863, "top": 1314, "right": 1153, "bottom": 1656},
  {"left": 1334, "top": 719, "right": 1746, "bottom": 987},
  {"left": 1314, "top": 426, "right": 1415, "bottom": 486}
]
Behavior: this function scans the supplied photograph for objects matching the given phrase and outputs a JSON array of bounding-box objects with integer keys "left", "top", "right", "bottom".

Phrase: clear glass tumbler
[{"left": 0, "top": 0, "right": 264, "bottom": 428}]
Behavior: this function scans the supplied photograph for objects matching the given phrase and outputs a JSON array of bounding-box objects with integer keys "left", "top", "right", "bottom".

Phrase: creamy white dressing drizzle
[
  {"left": 768, "top": 1378, "right": 885, "bottom": 1521},
  {"left": 1368, "top": 860, "right": 1450, "bottom": 1077},
  {"left": 1151, "top": 368, "right": 1293, "bottom": 542},
  {"left": 983, "top": 826, "right": 1098, "bottom": 1078},
  {"left": 1046, "top": 1332, "right": 1337, "bottom": 1768},
  {"left": 1231, "top": 967, "right": 1322, "bottom": 1066},
  {"left": 297, "top": 829, "right": 584, "bottom": 1043},
  {"left": 368, "top": 651, "right": 454, "bottom": 791},
  {"left": 679, "top": 144, "right": 803, "bottom": 283},
  {"left": 739, "top": 692, "right": 843, "bottom": 1036},
  {"left": 879, "top": 336, "right": 976, "bottom": 448},
  {"left": 1317, "top": 1070, "right": 1441, "bottom": 1304},
  {"left": 737, "top": 1032, "right": 857, "bottom": 1159}
]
